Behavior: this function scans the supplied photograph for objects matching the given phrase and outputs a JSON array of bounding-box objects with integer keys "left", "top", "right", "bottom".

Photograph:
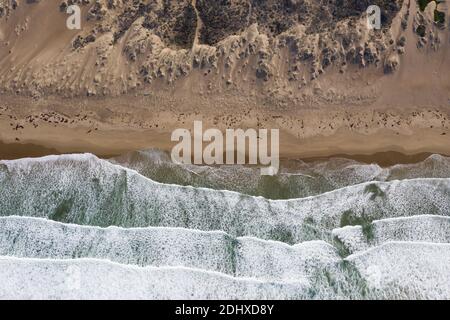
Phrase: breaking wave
[
  {"left": 111, "top": 150, "right": 450, "bottom": 199},
  {"left": 1, "top": 154, "right": 450, "bottom": 243}
]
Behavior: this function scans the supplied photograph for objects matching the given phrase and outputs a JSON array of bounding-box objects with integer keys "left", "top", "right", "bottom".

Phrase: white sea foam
[
  {"left": 385, "top": 154, "right": 450, "bottom": 180},
  {"left": 0, "top": 216, "right": 342, "bottom": 282},
  {"left": 0, "top": 256, "right": 311, "bottom": 300},
  {"left": 333, "top": 215, "right": 450, "bottom": 254},
  {"left": 1, "top": 154, "right": 450, "bottom": 243},
  {"left": 2, "top": 242, "right": 450, "bottom": 299},
  {"left": 2, "top": 153, "right": 450, "bottom": 299},
  {"left": 346, "top": 242, "right": 450, "bottom": 299}
]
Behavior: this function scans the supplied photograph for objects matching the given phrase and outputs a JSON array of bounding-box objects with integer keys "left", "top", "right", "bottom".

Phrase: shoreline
[{"left": 0, "top": 137, "right": 443, "bottom": 167}]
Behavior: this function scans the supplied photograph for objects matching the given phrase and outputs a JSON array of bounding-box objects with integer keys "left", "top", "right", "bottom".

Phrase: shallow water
[{"left": 110, "top": 149, "right": 450, "bottom": 199}]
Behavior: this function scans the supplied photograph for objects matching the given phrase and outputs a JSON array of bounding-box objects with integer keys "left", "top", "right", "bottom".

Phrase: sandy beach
[
  {"left": 2, "top": 0, "right": 450, "bottom": 301},
  {"left": 1, "top": 92, "right": 449, "bottom": 165},
  {"left": 0, "top": 0, "right": 449, "bottom": 164}
]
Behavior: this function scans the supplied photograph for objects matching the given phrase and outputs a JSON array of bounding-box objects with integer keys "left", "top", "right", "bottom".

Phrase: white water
[{"left": 1, "top": 153, "right": 450, "bottom": 299}]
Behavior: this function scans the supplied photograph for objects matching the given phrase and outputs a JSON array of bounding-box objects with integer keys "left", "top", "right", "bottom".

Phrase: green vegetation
[
  {"left": 419, "top": 0, "right": 434, "bottom": 11},
  {"left": 434, "top": 10, "right": 445, "bottom": 24},
  {"left": 417, "top": 0, "right": 446, "bottom": 23},
  {"left": 416, "top": 24, "right": 427, "bottom": 37}
]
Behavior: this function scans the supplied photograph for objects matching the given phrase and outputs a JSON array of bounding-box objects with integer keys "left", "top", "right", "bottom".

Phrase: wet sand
[
  {"left": 0, "top": 138, "right": 441, "bottom": 167},
  {"left": 0, "top": 141, "right": 60, "bottom": 160}
]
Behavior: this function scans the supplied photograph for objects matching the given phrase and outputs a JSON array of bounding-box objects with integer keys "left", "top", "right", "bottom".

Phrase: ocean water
[
  {"left": 111, "top": 150, "right": 450, "bottom": 199},
  {"left": 333, "top": 215, "right": 450, "bottom": 254},
  {"left": 0, "top": 151, "right": 450, "bottom": 299}
]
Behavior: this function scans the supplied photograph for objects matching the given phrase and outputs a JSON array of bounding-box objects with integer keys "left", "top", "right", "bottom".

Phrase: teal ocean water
[{"left": 1, "top": 150, "right": 450, "bottom": 299}]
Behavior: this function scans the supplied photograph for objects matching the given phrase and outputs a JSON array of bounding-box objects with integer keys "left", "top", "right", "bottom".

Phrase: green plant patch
[
  {"left": 434, "top": 10, "right": 445, "bottom": 24},
  {"left": 417, "top": 0, "right": 446, "bottom": 23}
]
